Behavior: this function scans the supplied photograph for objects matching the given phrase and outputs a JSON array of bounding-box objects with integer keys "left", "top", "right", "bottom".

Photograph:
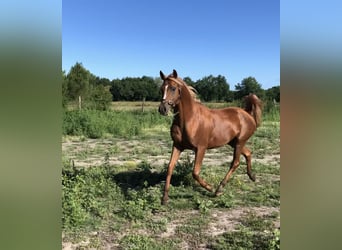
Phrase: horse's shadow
[
  {"left": 111, "top": 162, "right": 205, "bottom": 198},
  {"left": 111, "top": 167, "right": 164, "bottom": 196}
]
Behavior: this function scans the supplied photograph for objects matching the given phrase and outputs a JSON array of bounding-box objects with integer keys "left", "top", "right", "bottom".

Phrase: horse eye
[{"left": 170, "top": 86, "right": 176, "bottom": 91}]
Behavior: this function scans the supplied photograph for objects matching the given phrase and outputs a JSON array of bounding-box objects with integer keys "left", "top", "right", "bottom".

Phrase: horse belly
[{"left": 207, "top": 135, "right": 230, "bottom": 149}]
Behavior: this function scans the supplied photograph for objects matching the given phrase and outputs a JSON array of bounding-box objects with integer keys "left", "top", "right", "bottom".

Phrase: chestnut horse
[{"left": 158, "top": 70, "right": 263, "bottom": 205}]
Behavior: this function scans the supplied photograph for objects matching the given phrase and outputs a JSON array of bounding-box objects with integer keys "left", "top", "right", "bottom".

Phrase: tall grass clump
[
  {"left": 62, "top": 110, "right": 107, "bottom": 138},
  {"left": 263, "top": 100, "right": 280, "bottom": 122},
  {"left": 62, "top": 109, "right": 170, "bottom": 139}
]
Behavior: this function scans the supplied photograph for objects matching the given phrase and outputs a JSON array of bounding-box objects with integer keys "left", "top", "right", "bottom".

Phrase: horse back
[{"left": 207, "top": 107, "right": 257, "bottom": 147}]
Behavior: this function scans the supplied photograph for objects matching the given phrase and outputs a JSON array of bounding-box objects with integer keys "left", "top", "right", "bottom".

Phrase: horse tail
[{"left": 243, "top": 94, "right": 263, "bottom": 127}]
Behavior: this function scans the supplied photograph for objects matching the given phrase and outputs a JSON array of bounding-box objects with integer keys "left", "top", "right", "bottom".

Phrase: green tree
[
  {"left": 137, "top": 76, "right": 158, "bottom": 101},
  {"left": 265, "top": 86, "right": 280, "bottom": 102},
  {"left": 215, "top": 75, "right": 231, "bottom": 101},
  {"left": 183, "top": 76, "right": 195, "bottom": 86},
  {"left": 110, "top": 79, "right": 122, "bottom": 101},
  {"left": 194, "top": 75, "right": 230, "bottom": 102},
  {"left": 91, "top": 76, "right": 111, "bottom": 86},
  {"left": 110, "top": 76, "right": 159, "bottom": 101},
  {"left": 235, "top": 77, "right": 264, "bottom": 100},
  {"left": 87, "top": 85, "right": 112, "bottom": 110},
  {"left": 154, "top": 76, "right": 163, "bottom": 88},
  {"left": 66, "top": 62, "right": 91, "bottom": 101}
]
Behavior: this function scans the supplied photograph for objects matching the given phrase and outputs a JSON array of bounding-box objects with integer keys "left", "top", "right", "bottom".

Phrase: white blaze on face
[{"left": 163, "top": 85, "right": 168, "bottom": 100}]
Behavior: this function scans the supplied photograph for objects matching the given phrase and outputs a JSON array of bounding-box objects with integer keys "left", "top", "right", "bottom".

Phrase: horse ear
[
  {"left": 160, "top": 70, "right": 166, "bottom": 80},
  {"left": 172, "top": 69, "right": 178, "bottom": 78}
]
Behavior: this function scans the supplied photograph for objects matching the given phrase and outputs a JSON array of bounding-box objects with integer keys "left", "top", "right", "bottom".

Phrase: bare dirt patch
[
  {"left": 63, "top": 136, "right": 279, "bottom": 170},
  {"left": 207, "top": 206, "right": 280, "bottom": 237}
]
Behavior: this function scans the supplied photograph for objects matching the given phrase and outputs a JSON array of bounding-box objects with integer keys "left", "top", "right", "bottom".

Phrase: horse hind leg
[
  {"left": 215, "top": 142, "right": 244, "bottom": 196},
  {"left": 241, "top": 146, "right": 256, "bottom": 182}
]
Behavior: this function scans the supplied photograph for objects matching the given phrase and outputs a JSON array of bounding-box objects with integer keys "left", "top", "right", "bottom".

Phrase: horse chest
[{"left": 170, "top": 124, "right": 198, "bottom": 149}]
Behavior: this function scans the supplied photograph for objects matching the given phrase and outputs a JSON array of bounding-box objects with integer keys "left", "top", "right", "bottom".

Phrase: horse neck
[{"left": 174, "top": 86, "right": 195, "bottom": 126}]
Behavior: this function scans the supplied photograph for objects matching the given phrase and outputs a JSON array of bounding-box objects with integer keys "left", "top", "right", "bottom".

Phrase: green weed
[
  {"left": 62, "top": 162, "right": 124, "bottom": 232},
  {"left": 119, "top": 234, "right": 176, "bottom": 250},
  {"left": 209, "top": 220, "right": 279, "bottom": 250},
  {"left": 122, "top": 186, "right": 162, "bottom": 221}
]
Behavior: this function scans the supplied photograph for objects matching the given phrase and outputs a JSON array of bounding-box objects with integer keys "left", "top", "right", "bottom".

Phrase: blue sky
[{"left": 63, "top": 0, "right": 279, "bottom": 89}]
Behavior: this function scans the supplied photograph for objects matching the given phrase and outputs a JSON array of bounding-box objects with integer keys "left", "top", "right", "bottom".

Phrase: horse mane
[{"left": 167, "top": 76, "right": 201, "bottom": 103}]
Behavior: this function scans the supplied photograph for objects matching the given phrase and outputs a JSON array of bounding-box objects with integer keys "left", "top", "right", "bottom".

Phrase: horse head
[{"left": 158, "top": 69, "right": 182, "bottom": 116}]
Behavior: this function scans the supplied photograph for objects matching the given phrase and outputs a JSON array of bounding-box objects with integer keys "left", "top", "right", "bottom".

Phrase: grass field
[{"left": 62, "top": 102, "right": 280, "bottom": 249}]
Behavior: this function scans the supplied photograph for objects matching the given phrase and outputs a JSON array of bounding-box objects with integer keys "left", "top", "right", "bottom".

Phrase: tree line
[{"left": 63, "top": 62, "right": 280, "bottom": 110}]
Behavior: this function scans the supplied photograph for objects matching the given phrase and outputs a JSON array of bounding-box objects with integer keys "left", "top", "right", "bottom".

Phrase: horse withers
[{"left": 159, "top": 69, "right": 263, "bottom": 205}]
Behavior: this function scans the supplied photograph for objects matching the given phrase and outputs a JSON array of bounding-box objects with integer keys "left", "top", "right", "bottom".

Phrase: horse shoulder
[
  {"left": 170, "top": 121, "right": 182, "bottom": 144},
  {"left": 191, "top": 105, "right": 215, "bottom": 143},
  {"left": 177, "top": 105, "right": 210, "bottom": 147}
]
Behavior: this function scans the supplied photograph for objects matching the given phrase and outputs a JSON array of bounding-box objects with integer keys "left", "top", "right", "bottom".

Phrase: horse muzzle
[{"left": 158, "top": 101, "right": 173, "bottom": 116}]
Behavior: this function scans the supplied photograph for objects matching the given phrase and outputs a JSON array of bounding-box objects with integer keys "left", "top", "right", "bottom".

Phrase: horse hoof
[
  {"left": 161, "top": 197, "right": 168, "bottom": 205},
  {"left": 215, "top": 191, "right": 224, "bottom": 197},
  {"left": 214, "top": 187, "right": 224, "bottom": 197}
]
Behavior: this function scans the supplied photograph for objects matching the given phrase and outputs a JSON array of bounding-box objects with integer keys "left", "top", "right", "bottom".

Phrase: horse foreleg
[
  {"left": 242, "top": 146, "right": 256, "bottom": 182},
  {"left": 162, "top": 146, "right": 181, "bottom": 205},
  {"left": 215, "top": 143, "right": 243, "bottom": 196},
  {"left": 192, "top": 147, "right": 214, "bottom": 193}
]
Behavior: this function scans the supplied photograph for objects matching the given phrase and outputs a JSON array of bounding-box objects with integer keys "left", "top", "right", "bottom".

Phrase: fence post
[
  {"left": 78, "top": 96, "right": 82, "bottom": 110},
  {"left": 141, "top": 97, "right": 145, "bottom": 112}
]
